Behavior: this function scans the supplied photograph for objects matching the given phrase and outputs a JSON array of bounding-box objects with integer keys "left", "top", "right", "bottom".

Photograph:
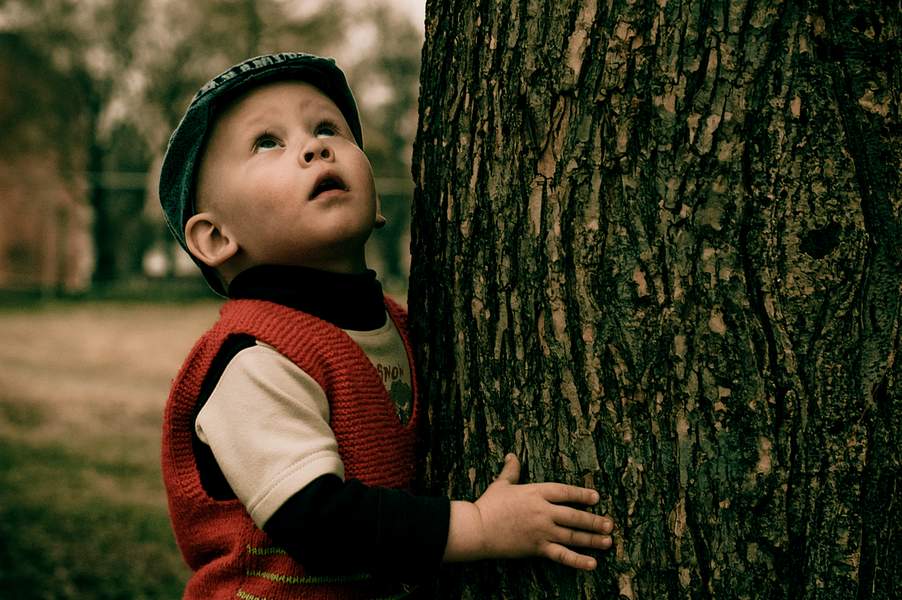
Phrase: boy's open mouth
[{"left": 310, "top": 172, "right": 348, "bottom": 200}]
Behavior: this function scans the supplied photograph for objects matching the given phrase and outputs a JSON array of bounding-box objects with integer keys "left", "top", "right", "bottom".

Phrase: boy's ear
[{"left": 184, "top": 212, "right": 239, "bottom": 267}]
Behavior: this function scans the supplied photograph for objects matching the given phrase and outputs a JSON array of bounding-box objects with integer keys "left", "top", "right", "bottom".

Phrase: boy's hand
[{"left": 444, "top": 453, "right": 614, "bottom": 569}]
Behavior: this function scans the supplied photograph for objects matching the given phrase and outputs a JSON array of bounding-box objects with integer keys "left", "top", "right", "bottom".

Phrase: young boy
[{"left": 158, "top": 52, "right": 614, "bottom": 600}]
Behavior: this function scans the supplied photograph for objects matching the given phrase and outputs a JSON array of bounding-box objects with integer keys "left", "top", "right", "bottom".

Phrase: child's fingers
[
  {"left": 550, "top": 525, "right": 613, "bottom": 550},
  {"left": 492, "top": 453, "right": 521, "bottom": 484},
  {"left": 538, "top": 482, "right": 600, "bottom": 506},
  {"left": 551, "top": 505, "right": 614, "bottom": 535},
  {"left": 541, "top": 542, "right": 598, "bottom": 570}
]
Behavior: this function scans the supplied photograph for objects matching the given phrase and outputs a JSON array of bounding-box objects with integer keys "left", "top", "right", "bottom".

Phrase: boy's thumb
[{"left": 495, "top": 453, "right": 521, "bottom": 484}]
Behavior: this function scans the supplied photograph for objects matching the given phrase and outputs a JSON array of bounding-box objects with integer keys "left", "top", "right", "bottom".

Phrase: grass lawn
[{"left": 0, "top": 299, "right": 222, "bottom": 599}]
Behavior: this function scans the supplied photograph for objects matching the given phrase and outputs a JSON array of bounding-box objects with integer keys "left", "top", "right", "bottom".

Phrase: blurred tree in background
[
  {"left": 345, "top": 2, "right": 422, "bottom": 290},
  {"left": 0, "top": 0, "right": 422, "bottom": 295},
  {"left": 0, "top": 30, "right": 94, "bottom": 294},
  {"left": 0, "top": 0, "right": 147, "bottom": 286}
]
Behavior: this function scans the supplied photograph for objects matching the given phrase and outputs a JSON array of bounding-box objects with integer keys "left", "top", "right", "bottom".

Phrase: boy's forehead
[{"left": 217, "top": 80, "right": 342, "bottom": 127}]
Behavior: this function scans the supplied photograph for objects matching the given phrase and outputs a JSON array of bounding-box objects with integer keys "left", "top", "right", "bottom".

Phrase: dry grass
[{"left": 0, "top": 299, "right": 221, "bottom": 599}]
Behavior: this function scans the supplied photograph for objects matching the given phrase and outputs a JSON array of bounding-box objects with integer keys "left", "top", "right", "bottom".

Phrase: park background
[{"left": 0, "top": 0, "right": 423, "bottom": 597}]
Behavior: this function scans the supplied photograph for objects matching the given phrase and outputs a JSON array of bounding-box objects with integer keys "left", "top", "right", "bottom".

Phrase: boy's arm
[
  {"left": 264, "top": 453, "right": 613, "bottom": 580},
  {"left": 444, "top": 454, "right": 613, "bottom": 570},
  {"left": 264, "top": 474, "right": 451, "bottom": 580}
]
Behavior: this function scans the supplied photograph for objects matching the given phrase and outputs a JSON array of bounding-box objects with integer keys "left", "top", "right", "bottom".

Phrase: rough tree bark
[{"left": 409, "top": 0, "right": 900, "bottom": 598}]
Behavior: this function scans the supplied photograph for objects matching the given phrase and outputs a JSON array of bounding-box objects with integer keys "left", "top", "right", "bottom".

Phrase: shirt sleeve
[
  {"left": 195, "top": 342, "right": 345, "bottom": 527},
  {"left": 264, "top": 474, "right": 451, "bottom": 583}
]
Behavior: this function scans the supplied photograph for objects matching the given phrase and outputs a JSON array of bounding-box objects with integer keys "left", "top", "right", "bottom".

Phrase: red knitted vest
[{"left": 161, "top": 297, "right": 420, "bottom": 600}]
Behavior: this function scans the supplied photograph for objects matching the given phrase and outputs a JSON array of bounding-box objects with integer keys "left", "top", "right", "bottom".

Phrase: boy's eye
[
  {"left": 316, "top": 120, "right": 340, "bottom": 138},
  {"left": 253, "top": 134, "right": 282, "bottom": 153}
]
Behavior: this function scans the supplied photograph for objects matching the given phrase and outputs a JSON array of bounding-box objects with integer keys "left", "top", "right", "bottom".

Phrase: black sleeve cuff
[{"left": 375, "top": 486, "right": 450, "bottom": 580}]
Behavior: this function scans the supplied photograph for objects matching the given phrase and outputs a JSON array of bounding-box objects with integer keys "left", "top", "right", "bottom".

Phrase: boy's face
[{"left": 195, "top": 80, "right": 377, "bottom": 274}]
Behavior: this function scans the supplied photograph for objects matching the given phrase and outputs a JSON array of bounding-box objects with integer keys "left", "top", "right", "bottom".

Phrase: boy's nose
[{"left": 301, "top": 140, "right": 333, "bottom": 165}]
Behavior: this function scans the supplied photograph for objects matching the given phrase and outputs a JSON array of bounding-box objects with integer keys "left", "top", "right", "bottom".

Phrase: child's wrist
[{"left": 443, "top": 500, "right": 486, "bottom": 562}]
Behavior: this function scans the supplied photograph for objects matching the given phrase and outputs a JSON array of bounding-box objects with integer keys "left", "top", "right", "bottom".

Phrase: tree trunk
[{"left": 409, "top": 0, "right": 900, "bottom": 598}]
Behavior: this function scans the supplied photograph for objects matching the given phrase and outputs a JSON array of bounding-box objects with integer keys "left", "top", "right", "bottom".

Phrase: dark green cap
[{"left": 158, "top": 52, "right": 363, "bottom": 296}]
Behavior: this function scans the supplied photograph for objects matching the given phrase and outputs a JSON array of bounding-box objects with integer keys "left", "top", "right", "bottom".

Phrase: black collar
[{"left": 227, "top": 265, "right": 387, "bottom": 331}]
